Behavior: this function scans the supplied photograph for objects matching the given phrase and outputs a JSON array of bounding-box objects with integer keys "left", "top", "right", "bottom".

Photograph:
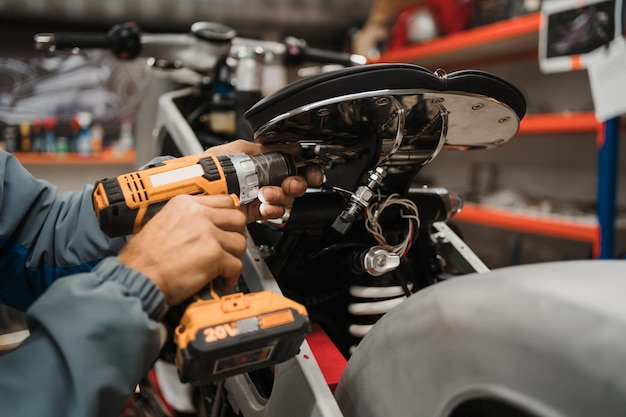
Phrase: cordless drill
[
  {"left": 92, "top": 151, "right": 296, "bottom": 237},
  {"left": 92, "top": 151, "right": 311, "bottom": 384}
]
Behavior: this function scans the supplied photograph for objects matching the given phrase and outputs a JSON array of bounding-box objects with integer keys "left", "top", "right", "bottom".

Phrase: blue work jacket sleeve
[
  {"left": 0, "top": 150, "right": 127, "bottom": 310},
  {"left": 0, "top": 257, "right": 168, "bottom": 417}
]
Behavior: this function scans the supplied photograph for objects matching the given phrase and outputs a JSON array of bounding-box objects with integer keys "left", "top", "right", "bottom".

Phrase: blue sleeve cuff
[{"left": 92, "top": 257, "right": 169, "bottom": 321}]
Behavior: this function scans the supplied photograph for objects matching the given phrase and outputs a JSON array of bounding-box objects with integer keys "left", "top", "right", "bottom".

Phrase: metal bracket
[{"left": 431, "top": 221, "right": 490, "bottom": 274}]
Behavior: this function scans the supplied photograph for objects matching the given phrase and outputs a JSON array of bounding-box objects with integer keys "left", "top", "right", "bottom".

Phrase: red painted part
[
  {"left": 306, "top": 323, "right": 347, "bottom": 393},
  {"left": 147, "top": 368, "right": 176, "bottom": 416}
]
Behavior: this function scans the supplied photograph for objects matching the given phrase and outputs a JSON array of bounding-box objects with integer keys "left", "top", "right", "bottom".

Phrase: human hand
[
  {"left": 117, "top": 194, "right": 247, "bottom": 305},
  {"left": 208, "top": 140, "right": 324, "bottom": 223}
]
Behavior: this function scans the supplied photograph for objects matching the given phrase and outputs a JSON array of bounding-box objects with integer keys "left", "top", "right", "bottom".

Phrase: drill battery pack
[{"left": 174, "top": 290, "right": 310, "bottom": 385}]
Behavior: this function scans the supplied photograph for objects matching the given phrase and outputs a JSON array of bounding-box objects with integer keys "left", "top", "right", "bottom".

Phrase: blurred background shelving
[{"left": 372, "top": 11, "right": 624, "bottom": 264}]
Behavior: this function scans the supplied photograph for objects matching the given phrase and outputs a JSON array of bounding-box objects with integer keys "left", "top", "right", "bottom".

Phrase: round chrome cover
[{"left": 254, "top": 88, "right": 520, "bottom": 173}]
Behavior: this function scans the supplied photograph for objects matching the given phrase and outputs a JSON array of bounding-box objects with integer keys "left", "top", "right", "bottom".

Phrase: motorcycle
[{"left": 35, "top": 21, "right": 626, "bottom": 417}]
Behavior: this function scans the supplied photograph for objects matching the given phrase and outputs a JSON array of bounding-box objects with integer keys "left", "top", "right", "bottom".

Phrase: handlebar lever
[{"left": 283, "top": 36, "right": 366, "bottom": 67}]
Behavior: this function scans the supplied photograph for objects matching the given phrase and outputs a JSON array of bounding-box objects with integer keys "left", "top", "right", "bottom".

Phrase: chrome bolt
[
  {"left": 374, "top": 254, "right": 387, "bottom": 268},
  {"left": 316, "top": 108, "right": 330, "bottom": 117},
  {"left": 258, "top": 244, "right": 273, "bottom": 258},
  {"left": 434, "top": 68, "right": 448, "bottom": 79},
  {"left": 375, "top": 97, "right": 391, "bottom": 106}
]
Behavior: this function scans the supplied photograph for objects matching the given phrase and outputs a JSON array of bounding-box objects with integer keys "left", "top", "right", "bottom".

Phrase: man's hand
[
  {"left": 208, "top": 140, "right": 323, "bottom": 223},
  {"left": 117, "top": 194, "right": 247, "bottom": 305}
]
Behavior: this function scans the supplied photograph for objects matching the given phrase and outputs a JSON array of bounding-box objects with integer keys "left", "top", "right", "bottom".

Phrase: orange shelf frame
[
  {"left": 518, "top": 112, "right": 601, "bottom": 135},
  {"left": 454, "top": 203, "right": 600, "bottom": 253},
  {"left": 372, "top": 13, "right": 541, "bottom": 69},
  {"left": 13, "top": 149, "right": 136, "bottom": 165}
]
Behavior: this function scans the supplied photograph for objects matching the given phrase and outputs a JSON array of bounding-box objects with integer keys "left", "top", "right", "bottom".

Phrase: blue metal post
[{"left": 597, "top": 118, "right": 620, "bottom": 259}]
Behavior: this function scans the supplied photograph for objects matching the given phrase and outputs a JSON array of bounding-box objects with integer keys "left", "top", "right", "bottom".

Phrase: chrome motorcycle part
[
  {"left": 190, "top": 22, "right": 237, "bottom": 43},
  {"left": 346, "top": 274, "right": 411, "bottom": 354},
  {"left": 282, "top": 36, "right": 368, "bottom": 67},
  {"left": 359, "top": 246, "right": 401, "bottom": 277},
  {"left": 246, "top": 64, "right": 526, "bottom": 232},
  {"left": 246, "top": 64, "right": 526, "bottom": 155},
  {"left": 234, "top": 45, "right": 266, "bottom": 92},
  {"left": 332, "top": 166, "right": 388, "bottom": 235}
]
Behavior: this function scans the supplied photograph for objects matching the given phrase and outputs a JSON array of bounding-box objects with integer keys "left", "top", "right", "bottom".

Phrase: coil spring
[{"left": 347, "top": 280, "right": 412, "bottom": 354}]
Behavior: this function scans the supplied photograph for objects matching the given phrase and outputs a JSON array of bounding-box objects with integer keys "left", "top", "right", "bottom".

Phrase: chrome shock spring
[{"left": 347, "top": 277, "right": 412, "bottom": 354}]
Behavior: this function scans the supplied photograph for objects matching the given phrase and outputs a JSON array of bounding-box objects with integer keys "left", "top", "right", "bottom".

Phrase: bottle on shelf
[
  {"left": 69, "top": 114, "right": 81, "bottom": 153},
  {"left": 32, "top": 119, "right": 45, "bottom": 153},
  {"left": 55, "top": 136, "right": 69, "bottom": 155},
  {"left": 113, "top": 117, "right": 134, "bottom": 156},
  {"left": 75, "top": 112, "right": 93, "bottom": 157},
  {"left": 91, "top": 123, "right": 104, "bottom": 156},
  {"left": 19, "top": 122, "right": 31, "bottom": 153},
  {"left": 3, "top": 126, "right": 17, "bottom": 153},
  {"left": 44, "top": 117, "right": 57, "bottom": 155},
  {"left": 0, "top": 124, "right": 5, "bottom": 152}
]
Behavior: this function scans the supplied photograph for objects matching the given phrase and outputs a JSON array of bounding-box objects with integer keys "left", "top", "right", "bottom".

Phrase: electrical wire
[{"left": 364, "top": 192, "right": 420, "bottom": 257}]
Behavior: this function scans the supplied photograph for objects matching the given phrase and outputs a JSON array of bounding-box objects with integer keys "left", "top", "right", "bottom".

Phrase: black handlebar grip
[
  {"left": 52, "top": 32, "right": 111, "bottom": 49},
  {"left": 34, "top": 22, "right": 142, "bottom": 60}
]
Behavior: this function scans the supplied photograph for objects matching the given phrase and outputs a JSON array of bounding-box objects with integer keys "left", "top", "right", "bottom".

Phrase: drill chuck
[
  {"left": 93, "top": 151, "right": 296, "bottom": 237},
  {"left": 235, "top": 152, "right": 296, "bottom": 202}
]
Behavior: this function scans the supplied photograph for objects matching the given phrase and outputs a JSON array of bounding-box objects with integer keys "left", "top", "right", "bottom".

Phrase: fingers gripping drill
[{"left": 91, "top": 151, "right": 311, "bottom": 384}]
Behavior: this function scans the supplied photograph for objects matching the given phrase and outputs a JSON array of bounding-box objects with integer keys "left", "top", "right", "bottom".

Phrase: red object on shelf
[
  {"left": 389, "top": 0, "right": 474, "bottom": 51},
  {"left": 32, "top": 119, "right": 42, "bottom": 133},
  {"left": 389, "top": 4, "right": 430, "bottom": 50},
  {"left": 428, "top": 0, "right": 474, "bottom": 35},
  {"left": 44, "top": 116, "right": 57, "bottom": 131},
  {"left": 373, "top": 12, "right": 541, "bottom": 68}
]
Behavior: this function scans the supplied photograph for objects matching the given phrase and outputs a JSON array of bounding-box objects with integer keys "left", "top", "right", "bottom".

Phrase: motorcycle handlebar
[
  {"left": 34, "top": 21, "right": 365, "bottom": 68},
  {"left": 34, "top": 22, "right": 142, "bottom": 60},
  {"left": 301, "top": 47, "right": 366, "bottom": 67},
  {"left": 283, "top": 36, "right": 365, "bottom": 67},
  {"left": 36, "top": 32, "right": 109, "bottom": 49}
]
